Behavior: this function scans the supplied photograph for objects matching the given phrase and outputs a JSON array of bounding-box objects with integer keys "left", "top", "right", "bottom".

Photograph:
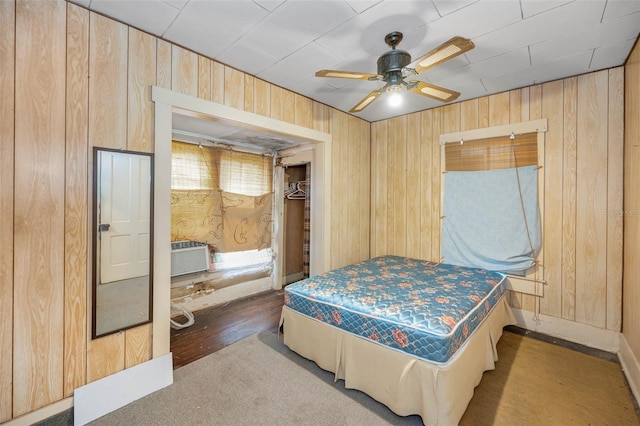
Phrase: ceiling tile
[
  {"left": 421, "top": 0, "right": 522, "bottom": 42},
  {"left": 88, "top": 0, "right": 181, "bottom": 36},
  {"left": 253, "top": 0, "right": 286, "bottom": 12},
  {"left": 432, "top": 0, "right": 478, "bottom": 17},
  {"left": 345, "top": 0, "right": 383, "bottom": 14},
  {"left": 468, "top": 0, "right": 607, "bottom": 63},
  {"left": 530, "top": 11, "right": 640, "bottom": 66},
  {"left": 257, "top": 42, "right": 344, "bottom": 86},
  {"left": 315, "top": 0, "right": 440, "bottom": 59},
  {"left": 161, "top": 0, "right": 188, "bottom": 10},
  {"left": 216, "top": 41, "right": 278, "bottom": 76},
  {"left": 430, "top": 47, "right": 531, "bottom": 86},
  {"left": 590, "top": 37, "right": 637, "bottom": 70},
  {"left": 163, "top": 1, "right": 269, "bottom": 59},
  {"left": 481, "top": 50, "right": 593, "bottom": 93},
  {"left": 238, "top": 1, "right": 357, "bottom": 60},
  {"left": 520, "top": 0, "right": 574, "bottom": 19},
  {"left": 602, "top": 0, "right": 640, "bottom": 21}
]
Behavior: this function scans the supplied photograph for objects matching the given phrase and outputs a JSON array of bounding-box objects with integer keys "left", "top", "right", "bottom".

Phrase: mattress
[{"left": 284, "top": 255, "right": 507, "bottom": 363}]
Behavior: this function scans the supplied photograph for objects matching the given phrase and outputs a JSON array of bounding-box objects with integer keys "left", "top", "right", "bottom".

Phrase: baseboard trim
[
  {"left": 619, "top": 334, "right": 640, "bottom": 406},
  {"left": 511, "top": 308, "right": 620, "bottom": 353},
  {"left": 2, "top": 397, "right": 73, "bottom": 426},
  {"left": 74, "top": 353, "right": 173, "bottom": 425},
  {"left": 284, "top": 272, "right": 305, "bottom": 285}
]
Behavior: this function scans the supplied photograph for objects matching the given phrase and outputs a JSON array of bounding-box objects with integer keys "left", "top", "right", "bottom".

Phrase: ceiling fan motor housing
[{"left": 377, "top": 49, "right": 411, "bottom": 78}]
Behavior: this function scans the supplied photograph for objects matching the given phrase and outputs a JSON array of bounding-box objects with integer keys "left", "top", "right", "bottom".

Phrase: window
[
  {"left": 171, "top": 142, "right": 218, "bottom": 190},
  {"left": 445, "top": 132, "right": 538, "bottom": 171},
  {"left": 439, "top": 120, "right": 546, "bottom": 296},
  {"left": 170, "top": 141, "right": 274, "bottom": 272}
]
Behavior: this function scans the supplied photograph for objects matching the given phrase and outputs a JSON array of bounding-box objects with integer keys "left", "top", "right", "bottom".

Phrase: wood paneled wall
[
  {"left": 371, "top": 68, "right": 624, "bottom": 330},
  {"left": 624, "top": 39, "right": 640, "bottom": 367},
  {"left": 0, "top": 0, "right": 369, "bottom": 420}
]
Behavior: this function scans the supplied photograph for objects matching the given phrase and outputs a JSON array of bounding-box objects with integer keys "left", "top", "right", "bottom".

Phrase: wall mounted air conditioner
[{"left": 170, "top": 241, "right": 209, "bottom": 277}]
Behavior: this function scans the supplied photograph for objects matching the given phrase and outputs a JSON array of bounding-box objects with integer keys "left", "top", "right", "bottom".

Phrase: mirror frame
[{"left": 91, "top": 147, "right": 154, "bottom": 339}]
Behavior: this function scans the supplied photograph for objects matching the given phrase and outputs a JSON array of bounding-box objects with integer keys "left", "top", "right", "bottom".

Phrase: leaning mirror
[{"left": 92, "top": 147, "right": 154, "bottom": 339}]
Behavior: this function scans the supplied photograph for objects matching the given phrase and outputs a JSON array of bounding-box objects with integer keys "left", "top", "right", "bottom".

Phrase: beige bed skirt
[{"left": 280, "top": 295, "right": 516, "bottom": 426}]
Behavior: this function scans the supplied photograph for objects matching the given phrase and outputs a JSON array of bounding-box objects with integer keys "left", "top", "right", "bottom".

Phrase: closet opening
[{"left": 282, "top": 164, "right": 310, "bottom": 285}]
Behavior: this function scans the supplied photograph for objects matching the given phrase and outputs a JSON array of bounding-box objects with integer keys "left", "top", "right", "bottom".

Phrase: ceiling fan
[{"left": 315, "top": 31, "right": 475, "bottom": 113}]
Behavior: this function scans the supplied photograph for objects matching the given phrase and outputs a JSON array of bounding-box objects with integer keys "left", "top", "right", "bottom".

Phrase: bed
[{"left": 280, "top": 255, "right": 516, "bottom": 425}]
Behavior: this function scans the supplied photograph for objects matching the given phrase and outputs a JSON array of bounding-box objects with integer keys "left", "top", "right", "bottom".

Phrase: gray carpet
[{"left": 85, "top": 330, "right": 422, "bottom": 425}]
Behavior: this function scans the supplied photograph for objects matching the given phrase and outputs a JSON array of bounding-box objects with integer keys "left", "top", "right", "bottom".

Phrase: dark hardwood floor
[{"left": 169, "top": 289, "right": 285, "bottom": 369}]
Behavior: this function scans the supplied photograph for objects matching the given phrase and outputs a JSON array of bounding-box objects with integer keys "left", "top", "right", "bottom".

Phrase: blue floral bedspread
[{"left": 284, "top": 256, "right": 507, "bottom": 364}]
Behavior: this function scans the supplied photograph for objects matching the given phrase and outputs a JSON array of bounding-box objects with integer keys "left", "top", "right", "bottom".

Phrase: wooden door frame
[{"left": 151, "top": 86, "right": 332, "bottom": 357}]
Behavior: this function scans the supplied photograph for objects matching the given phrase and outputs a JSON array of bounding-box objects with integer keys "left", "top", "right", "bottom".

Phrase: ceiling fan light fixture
[
  {"left": 317, "top": 32, "right": 474, "bottom": 113},
  {"left": 386, "top": 83, "right": 405, "bottom": 107},
  {"left": 388, "top": 92, "right": 402, "bottom": 107}
]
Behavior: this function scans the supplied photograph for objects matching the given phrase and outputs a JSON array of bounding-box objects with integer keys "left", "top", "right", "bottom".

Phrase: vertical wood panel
[
  {"left": 406, "top": 113, "right": 421, "bottom": 258},
  {"left": 540, "top": 80, "right": 564, "bottom": 318},
  {"left": 87, "top": 333, "right": 125, "bottom": 382},
  {"left": 198, "top": 56, "right": 212, "bottom": 101},
  {"left": 478, "top": 96, "right": 489, "bottom": 128},
  {"left": 387, "top": 116, "right": 407, "bottom": 256},
  {"left": 244, "top": 74, "right": 255, "bottom": 113},
  {"left": 283, "top": 90, "right": 295, "bottom": 124},
  {"left": 371, "top": 121, "right": 388, "bottom": 256},
  {"left": 254, "top": 78, "right": 271, "bottom": 117},
  {"left": 489, "top": 91, "right": 510, "bottom": 126},
  {"left": 419, "top": 110, "right": 433, "bottom": 260},
  {"left": 360, "top": 119, "right": 371, "bottom": 261},
  {"left": 521, "top": 84, "right": 542, "bottom": 311},
  {"left": 212, "top": 61, "right": 225, "bottom": 104},
  {"left": 89, "top": 13, "right": 127, "bottom": 150},
  {"left": 224, "top": 66, "right": 244, "bottom": 110},
  {"left": 347, "top": 116, "right": 360, "bottom": 264},
  {"left": 125, "top": 323, "right": 152, "bottom": 368},
  {"left": 606, "top": 68, "right": 624, "bottom": 331},
  {"left": 330, "top": 111, "right": 348, "bottom": 268},
  {"left": 13, "top": 0, "right": 66, "bottom": 414},
  {"left": 270, "top": 85, "right": 285, "bottom": 121},
  {"left": 509, "top": 89, "right": 522, "bottom": 124},
  {"left": 562, "top": 77, "right": 578, "bottom": 321},
  {"left": 64, "top": 1, "right": 89, "bottom": 398},
  {"left": 460, "top": 99, "right": 479, "bottom": 131},
  {"left": 430, "top": 108, "right": 442, "bottom": 260},
  {"left": 0, "top": 0, "right": 15, "bottom": 420},
  {"left": 127, "top": 28, "right": 155, "bottom": 153},
  {"left": 294, "top": 94, "right": 313, "bottom": 128},
  {"left": 623, "top": 41, "right": 640, "bottom": 359},
  {"left": 156, "top": 40, "right": 172, "bottom": 90},
  {"left": 575, "top": 71, "right": 608, "bottom": 328},
  {"left": 87, "top": 12, "right": 129, "bottom": 384},
  {"left": 171, "top": 46, "right": 197, "bottom": 97}
]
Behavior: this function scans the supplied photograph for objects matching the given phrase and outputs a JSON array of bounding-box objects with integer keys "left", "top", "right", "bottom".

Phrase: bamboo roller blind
[{"left": 444, "top": 132, "right": 538, "bottom": 171}]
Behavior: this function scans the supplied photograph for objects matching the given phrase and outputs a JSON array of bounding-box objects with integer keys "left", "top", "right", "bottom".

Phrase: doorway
[{"left": 152, "top": 86, "right": 333, "bottom": 357}]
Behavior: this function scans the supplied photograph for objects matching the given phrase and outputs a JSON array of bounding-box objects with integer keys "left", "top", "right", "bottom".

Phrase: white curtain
[{"left": 441, "top": 165, "right": 541, "bottom": 275}]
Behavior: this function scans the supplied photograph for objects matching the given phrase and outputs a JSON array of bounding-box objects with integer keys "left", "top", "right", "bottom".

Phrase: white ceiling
[{"left": 71, "top": 0, "right": 640, "bottom": 123}]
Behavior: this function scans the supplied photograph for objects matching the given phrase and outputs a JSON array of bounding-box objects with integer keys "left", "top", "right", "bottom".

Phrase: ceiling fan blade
[
  {"left": 408, "top": 36, "right": 475, "bottom": 75},
  {"left": 349, "top": 90, "right": 383, "bottom": 113},
  {"left": 316, "top": 69, "right": 380, "bottom": 80},
  {"left": 409, "top": 81, "right": 460, "bottom": 103}
]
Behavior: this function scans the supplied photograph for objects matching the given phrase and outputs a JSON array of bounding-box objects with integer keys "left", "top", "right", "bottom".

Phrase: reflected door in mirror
[{"left": 93, "top": 148, "right": 154, "bottom": 339}]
